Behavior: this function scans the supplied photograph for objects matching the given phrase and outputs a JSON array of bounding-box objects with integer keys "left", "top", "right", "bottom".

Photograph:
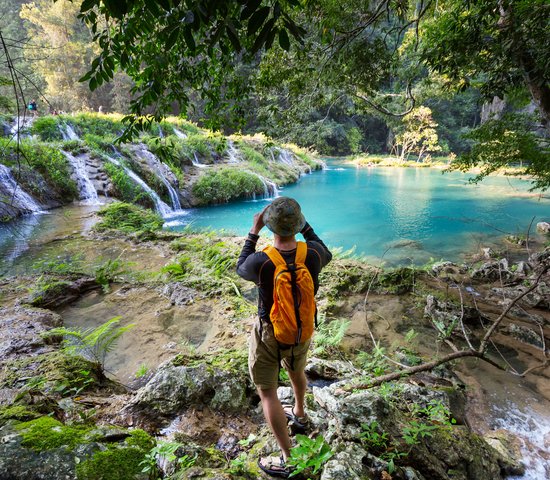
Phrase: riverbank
[
  {"left": 1, "top": 202, "right": 549, "bottom": 479},
  {"left": 346, "top": 154, "right": 543, "bottom": 189},
  {"left": 0, "top": 114, "right": 321, "bottom": 222}
]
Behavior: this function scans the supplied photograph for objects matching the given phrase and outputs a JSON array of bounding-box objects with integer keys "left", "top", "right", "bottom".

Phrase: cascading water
[
  {"left": 135, "top": 146, "right": 182, "bottom": 211},
  {"left": 173, "top": 128, "right": 188, "bottom": 139},
  {"left": 59, "top": 124, "right": 79, "bottom": 141},
  {"left": 10, "top": 116, "right": 33, "bottom": 141},
  {"left": 61, "top": 151, "right": 100, "bottom": 205},
  {"left": 226, "top": 141, "right": 242, "bottom": 163},
  {"left": 0, "top": 164, "right": 43, "bottom": 214},
  {"left": 192, "top": 152, "right": 208, "bottom": 168},
  {"left": 105, "top": 154, "right": 173, "bottom": 217},
  {"left": 246, "top": 170, "right": 279, "bottom": 200}
]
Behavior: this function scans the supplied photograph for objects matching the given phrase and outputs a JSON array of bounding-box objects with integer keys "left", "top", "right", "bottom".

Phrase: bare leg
[
  {"left": 258, "top": 387, "right": 292, "bottom": 460},
  {"left": 287, "top": 368, "right": 307, "bottom": 417}
]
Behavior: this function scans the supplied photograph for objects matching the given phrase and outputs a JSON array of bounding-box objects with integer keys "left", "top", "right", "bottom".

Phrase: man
[{"left": 237, "top": 197, "right": 332, "bottom": 478}]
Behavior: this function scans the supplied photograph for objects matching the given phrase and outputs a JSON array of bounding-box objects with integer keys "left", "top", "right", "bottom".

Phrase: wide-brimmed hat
[{"left": 263, "top": 197, "right": 306, "bottom": 236}]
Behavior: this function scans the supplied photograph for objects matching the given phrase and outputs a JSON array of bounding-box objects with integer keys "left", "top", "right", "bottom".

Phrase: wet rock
[
  {"left": 505, "top": 235, "right": 527, "bottom": 246},
  {"left": 431, "top": 262, "right": 467, "bottom": 277},
  {"left": 424, "top": 295, "right": 488, "bottom": 333},
  {"left": 471, "top": 259, "right": 514, "bottom": 282},
  {"left": 483, "top": 429, "right": 525, "bottom": 476},
  {"left": 514, "top": 261, "right": 532, "bottom": 276},
  {"left": 529, "top": 247, "right": 550, "bottom": 268},
  {"left": 161, "top": 282, "right": 198, "bottom": 306},
  {"left": 504, "top": 324, "right": 544, "bottom": 348},
  {"left": 536, "top": 222, "right": 550, "bottom": 233},
  {"left": 305, "top": 358, "right": 359, "bottom": 381},
  {"left": 491, "top": 281, "right": 550, "bottom": 309},
  {"left": 26, "top": 277, "right": 101, "bottom": 308},
  {"left": 0, "top": 306, "right": 61, "bottom": 362},
  {"left": 129, "top": 356, "right": 253, "bottom": 420}
]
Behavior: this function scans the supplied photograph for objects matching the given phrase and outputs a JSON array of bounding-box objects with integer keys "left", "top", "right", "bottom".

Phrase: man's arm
[
  {"left": 236, "top": 207, "right": 268, "bottom": 282},
  {"left": 301, "top": 222, "right": 332, "bottom": 268}
]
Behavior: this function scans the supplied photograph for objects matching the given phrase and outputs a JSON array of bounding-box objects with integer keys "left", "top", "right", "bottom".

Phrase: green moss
[
  {"left": 95, "top": 202, "right": 163, "bottom": 234},
  {"left": 76, "top": 429, "right": 154, "bottom": 480},
  {"left": 172, "top": 349, "right": 249, "bottom": 380},
  {"left": 0, "top": 405, "right": 41, "bottom": 424},
  {"left": 16, "top": 416, "right": 92, "bottom": 451}
]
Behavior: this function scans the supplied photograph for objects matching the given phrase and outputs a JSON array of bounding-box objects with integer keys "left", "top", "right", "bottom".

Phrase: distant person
[
  {"left": 28, "top": 100, "right": 37, "bottom": 117},
  {"left": 237, "top": 197, "right": 332, "bottom": 478}
]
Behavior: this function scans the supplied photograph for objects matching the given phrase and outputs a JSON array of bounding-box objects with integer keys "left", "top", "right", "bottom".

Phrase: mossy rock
[
  {"left": 0, "top": 405, "right": 41, "bottom": 426},
  {"left": 1, "top": 417, "right": 153, "bottom": 480}
]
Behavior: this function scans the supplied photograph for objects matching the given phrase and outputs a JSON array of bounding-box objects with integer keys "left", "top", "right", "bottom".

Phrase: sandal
[
  {"left": 258, "top": 455, "right": 292, "bottom": 478},
  {"left": 283, "top": 404, "right": 310, "bottom": 433}
]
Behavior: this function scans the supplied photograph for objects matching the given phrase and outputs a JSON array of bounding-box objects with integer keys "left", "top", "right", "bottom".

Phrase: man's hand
[{"left": 250, "top": 206, "right": 268, "bottom": 235}]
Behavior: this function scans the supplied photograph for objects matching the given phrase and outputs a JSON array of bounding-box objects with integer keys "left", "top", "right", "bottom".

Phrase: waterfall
[
  {"left": 276, "top": 148, "right": 296, "bottom": 166},
  {"left": 226, "top": 141, "right": 242, "bottom": 163},
  {"left": 173, "top": 128, "right": 188, "bottom": 139},
  {"left": 0, "top": 164, "right": 43, "bottom": 214},
  {"left": 135, "top": 146, "right": 182, "bottom": 210},
  {"left": 61, "top": 151, "right": 100, "bottom": 205},
  {"left": 10, "top": 117, "right": 33, "bottom": 141},
  {"left": 105, "top": 155, "right": 173, "bottom": 217},
  {"left": 192, "top": 152, "right": 208, "bottom": 168},
  {"left": 246, "top": 170, "right": 279, "bottom": 200},
  {"left": 158, "top": 125, "right": 164, "bottom": 138},
  {"left": 60, "top": 124, "right": 79, "bottom": 141}
]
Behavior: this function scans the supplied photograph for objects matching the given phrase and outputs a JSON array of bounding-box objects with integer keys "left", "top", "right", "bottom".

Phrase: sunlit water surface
[{"left": 167, "top": 162, "right": 550, "bottom": 265}]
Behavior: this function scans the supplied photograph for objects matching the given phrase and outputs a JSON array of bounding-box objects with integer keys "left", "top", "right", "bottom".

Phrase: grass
[{"left": 94, "top": 202, "right": 164, "bottom": 233}]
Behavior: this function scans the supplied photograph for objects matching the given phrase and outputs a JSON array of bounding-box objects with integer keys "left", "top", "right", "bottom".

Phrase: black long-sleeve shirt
[{"left": 236, "top": 223, "right": 332, "bottom": 321}]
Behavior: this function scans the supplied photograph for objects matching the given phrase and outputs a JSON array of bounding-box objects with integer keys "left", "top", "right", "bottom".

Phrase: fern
[
  {"left": 43, "top": 317, "right": 134, "bottom": 372},
  {"left": 312, "top": 317, "right": 350, "bottom": 356}
]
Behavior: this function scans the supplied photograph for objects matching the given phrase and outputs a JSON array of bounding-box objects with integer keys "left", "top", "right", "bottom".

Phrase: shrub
[
  {"left": 19, "top": 142, "right": 78, "bottom": 199},
  {"left": 30, "top": 116, "right": 63, "bottom": 141},
  {"left": 103, "top": 162, "right": 154, "bottom": 208},
  {"left": 94, "top": 201, "right": 164, "bottom": 233},
  {"left": 69, "top": 113, "right": 124, "bottom": 137},
  {"left": 192, "top": 168, "right": 264, "bottom": 205}
]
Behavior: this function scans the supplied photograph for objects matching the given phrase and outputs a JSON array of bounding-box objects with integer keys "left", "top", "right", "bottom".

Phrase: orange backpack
[{"left": 263, "top": 242, "right": 316, "bottom": 345}]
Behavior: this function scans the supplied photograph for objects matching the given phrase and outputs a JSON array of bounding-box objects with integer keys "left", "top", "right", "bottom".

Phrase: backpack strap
[{"left": 263, "top": 242, "right": 308, "bottom": 266}]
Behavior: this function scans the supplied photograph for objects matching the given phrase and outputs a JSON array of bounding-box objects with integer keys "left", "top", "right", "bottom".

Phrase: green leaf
[
  {"left": 251, "top": 17, "right": 275, "bottom": 53},
  {"left": 80, "top": 0, "right": 97, "bottom": 13},
  {"left": 278, "top": 28, "right": 290, "bottom": 50},
  {"left": 247, "top": 6, "right": 270, "bottom": 37},
  {"left": 166, "top": 28, "right": 179, "bottom": 50},
  {"left": 103, "top": 0, "right": 128, "bottom": 19},
  {"left": 226, "top": 23, "right": 242, "bottom": 52},
  {"left": 241, "top": 0, "right": 262, "bottom": 21},
  {"left": 183, "top": 27, "right": 196, "bottom": 52}
]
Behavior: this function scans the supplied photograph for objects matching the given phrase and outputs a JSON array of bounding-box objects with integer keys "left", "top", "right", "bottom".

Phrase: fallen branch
[{"left": 345, "top": 265, "right": 549, "bottom": 392}]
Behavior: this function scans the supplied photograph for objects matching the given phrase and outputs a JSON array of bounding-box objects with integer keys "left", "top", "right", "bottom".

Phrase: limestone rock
[
  {"left": 431, "top": 262, "right": 467, "bottom": 277},
  {"left": 0, "top": 306, "right": 61, "bottom": 362},
  {"left": 471, "top": 259, "right": 514, "bottom": 282},
  {"left": 320, "top": 443, "right": 372, "bottom": 480},
  {"left": 161, "top": 282, "right": 198, "bottom": 306},
  {"left": 26, "top": 277, "right": 101, "bottom": 308},
  {"left": 129, "top": 357, "right": 252, "bottom": 419},
  {"left": 536, "top": 222, "right": 550, "bottom": 233}
]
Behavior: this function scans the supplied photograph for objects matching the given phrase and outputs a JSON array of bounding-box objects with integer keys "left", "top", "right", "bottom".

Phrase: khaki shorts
[{"left": 248, "top": 319, "right": 311, "bottom": 390}]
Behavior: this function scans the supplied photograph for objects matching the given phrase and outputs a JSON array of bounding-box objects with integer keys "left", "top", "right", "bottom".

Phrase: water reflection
[{"left": 167, "top": 164, "right": 550, "bottom": 264}]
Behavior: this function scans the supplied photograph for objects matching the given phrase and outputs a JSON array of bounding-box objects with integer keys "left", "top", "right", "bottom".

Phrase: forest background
[{"left": 0, "top": 0, "right": 549, "bottom": 186}]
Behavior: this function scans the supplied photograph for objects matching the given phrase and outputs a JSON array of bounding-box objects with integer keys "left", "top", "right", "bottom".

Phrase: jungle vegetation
[{"left": 1, "top": 0, "right": 549, "bottom": 187}]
